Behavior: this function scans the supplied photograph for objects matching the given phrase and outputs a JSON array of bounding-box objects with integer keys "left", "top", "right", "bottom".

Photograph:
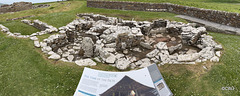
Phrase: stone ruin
[
  {"left": 0, "top": 13, "right": 223, "bottom": 70},
  {"left": 0, "top": 2, "right": 50, "bottom": 14}
]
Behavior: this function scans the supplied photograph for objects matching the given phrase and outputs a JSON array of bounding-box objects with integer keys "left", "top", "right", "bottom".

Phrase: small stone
[
  {"left": 140, "top": 42, "right": 152, "bottom": 49},
  {"left": 186, "top": 49, "right": 198, "bottom": 54},
  {"left": 115, "top": 53, "right": 125, "bottom": 59},
  {"left": 60, "top": 58, "right": 71, "bottom": 62},
  {"left": 132, "top": 47, "right": 142, "bottom": 52},
  {"left": 34, "top": 41, "right": 40, "bottom": 48},
  {"left": 210, "top": 56, "right": 219, "bottom": 62},
  {"left": 59, "top": 30, "right": 66, "bottom": 34},
  {"left": 105, "top": 53, "right": 116, "bottom": 64},
  {"left": 216, "top": 51, "right": 221, "bottom": 57},
  {"left": 82, "top": 37, "right": 94, "bottom": 57},
  {"left": 135, "top": 58, "right": 152, "bottom": 68},
  {"left": 171, "top": 37, "right": 176, "bottom": 41},
  {"left": 30, "top": 36, "right": 38, "bottom": 41},
  {"left": 123, "top": 49, "right": 128, "bottom": 54},
  {"left": 57, "top": 48, "right": 63, "bottom": 55},
  {"left": 48, "top": 53, "right": 61, "bottom": 60},
  {"left": 156, "top": 34, "right": 163, "bottom": 37},
  {"left": 146, "top": 49, "right": 159, "bottom": 58},
  {"left": 67, "top": 55, "right": 74, "bottom": 62},
  {"left": 40, "top": 42, "right": 47, "bottom": 47},
  {"left": 94, "top": 57, "right": 101, "bottom": 62},
  {"left": 203, "top": 66, "right": 208, "bottom": 70},
  {"left": 47, "top": 51, "right": 55, "bottom": 55},
  {"left": 156, "top": 42, "right": 168, "bottom": 50},
  {"left": 116, "top": 58, "right": 131, "bottom": 70},
  {"left": 75, "top": 59, "right": 97, "bottom": 66}
]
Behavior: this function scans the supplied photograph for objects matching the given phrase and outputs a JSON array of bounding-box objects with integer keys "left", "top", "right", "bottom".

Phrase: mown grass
[
  {"left": 108, "top": 0, "right": 240, "bottom": 13},
  {"left": 0, "top": 1, "right": 240, "bottom": 96},
  {"left": 0, "top": 31, "right": 117, "bottom": 95},
  {"left": 0, "top": 21, "right": 40, "bottom": 35}
]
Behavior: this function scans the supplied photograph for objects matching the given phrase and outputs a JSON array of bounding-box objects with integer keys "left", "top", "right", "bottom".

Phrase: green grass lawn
[{"left": 0, "top": 1, "right": 240, "bottom": 96}]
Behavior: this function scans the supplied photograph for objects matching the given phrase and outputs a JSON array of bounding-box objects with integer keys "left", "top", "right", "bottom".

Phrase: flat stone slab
[{"left": 176, "top": 15, "right": 240, "bottom": 35}]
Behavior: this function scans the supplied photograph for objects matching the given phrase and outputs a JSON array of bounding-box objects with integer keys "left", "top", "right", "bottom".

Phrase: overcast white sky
[{"left": 0, "top": 0, "right": 60, "bottom": 4}]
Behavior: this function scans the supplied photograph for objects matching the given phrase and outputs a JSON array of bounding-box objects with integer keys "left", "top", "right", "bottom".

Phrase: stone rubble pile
[
  {"left": 0, "top": 13, "right": 223, "bottom": 70},
  {"left": 21, "top": 19, "right": 58, "bottom": 32},
  {"left": 34, "top": 13, "right": 222, "bottom": 70},
  {"left": 0, "top": 19, "right": 57, "bottom": 39}
]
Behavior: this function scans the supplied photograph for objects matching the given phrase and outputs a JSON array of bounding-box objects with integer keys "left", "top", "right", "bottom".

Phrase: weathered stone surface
[
  {"left": 177, "top": 53, "right": 200, "bottom": 62},
  {"left": 210, "top": 56, "right": 219, "bottom": 62},
  {"left": 34, "top": 41, "right": 40, "bottom": 48},
  {"left": 140, "top": 42, "right": 152, "bottom": 49},
  {"left": 67, "top": 55, "right": 74, "bottom": 62},
  {"left": 105, "top": 53, "right": 116, "bottom": 64},
  {"left": 156, "top": 42, "right": 168, "bottom": 50},
  {"left": 30, "top": 36, "right": 38, "bottom": 41},
  {"left": 75, "top": 59, "right": 97, "bottom": 66},
  {"left": 168, "top": 44, "right": 182, "bottom": 54},
  {"left": 199, "top": 47, "right": 215, "bottom": 59},
  {"left": 116, "top": 58, "right": 131, "bottom": 70},
  {"left": 21, "top": 13, "right": 224, "bottom": 69},
  {"left": 146, "top": 49, "right": 159, "bottom": 58},
  {"left": 82, "top": 37, "right": 94, "bottom": 57},
  {"left": 135, "top": 58, "right": 152, "bottom": 68},
  {"left": 48, "top": 53, "right": 61, "bottom": 60},
  {"left": 216, "top": 51, "right": 221, "bottom": 57}
]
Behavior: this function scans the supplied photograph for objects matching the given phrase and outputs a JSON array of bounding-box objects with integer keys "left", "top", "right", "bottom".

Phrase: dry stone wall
[{"left": 87, "top": 0, "right": 240, "bottom": 28}]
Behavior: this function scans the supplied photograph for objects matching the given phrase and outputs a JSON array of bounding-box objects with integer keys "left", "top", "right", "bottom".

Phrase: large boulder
[{"left": 82, "top": 37, "right": 94, "bottom": 57}]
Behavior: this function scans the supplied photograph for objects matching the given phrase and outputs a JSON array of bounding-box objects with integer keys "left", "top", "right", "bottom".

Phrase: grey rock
[
  {"left": 135, "top": 58, "right": 152, "bottom": 68},
  {"left": 186, "top": 49, "right": 198, "bottom": 54},
  {"left": 47, "top": 51, "right": 55, "bottom": 55},
  {"left": 146, "top": 49, "right": 159, "bottom": 58},
  {"left": 94, "top": 57, "right": 101, "bottom": 62},
  {"left": 116, "top": 58, "right": 131, "bottom": 70},
  {"left": 210, "top": 56, "right": 219, "bottom": 62},
  {"left": 177, "top": 53, "right": 200, "bottom": 62},
  {"left": 67, "top": 55, "right": 74, "bottom": 62},
  {"left": 156, "top": 42, "right": 168, "bottom": 50},
  {"left": 199, "top": 47, "right": 215, "bottom": 59},
  {"left": 48, "top": 53, "right": 61, "bottom": 60},
  {"left": 62, "top": 52, "right": 70, "bottom": 58},
  {"left": 34, "top": 41, "right": 40, "bottom": 48},
  {"left": 75, "top": 59, "right": 97, "bottom": 66},
  {"left": 82, "top": 37, "right": 94, "bottom": 57},
  {"left": 105, "top": 53, "right": 116, "bottom": 64},
  {"left": 168, "top": 44, "right": 182, "bottom": 54},
  {"left": 132, "top": 47, "right": 142, "bottom": 52},
  {"left": 140, "top": 42, "right": 152, "bottom": 49},
  {"left": 216, "top": 51, "right": 221, "bottom": 57}
]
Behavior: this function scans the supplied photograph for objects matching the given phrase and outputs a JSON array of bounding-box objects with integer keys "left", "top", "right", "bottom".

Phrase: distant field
[{"left": 107, "top": 0, "right": 240, "bottom": 13}]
